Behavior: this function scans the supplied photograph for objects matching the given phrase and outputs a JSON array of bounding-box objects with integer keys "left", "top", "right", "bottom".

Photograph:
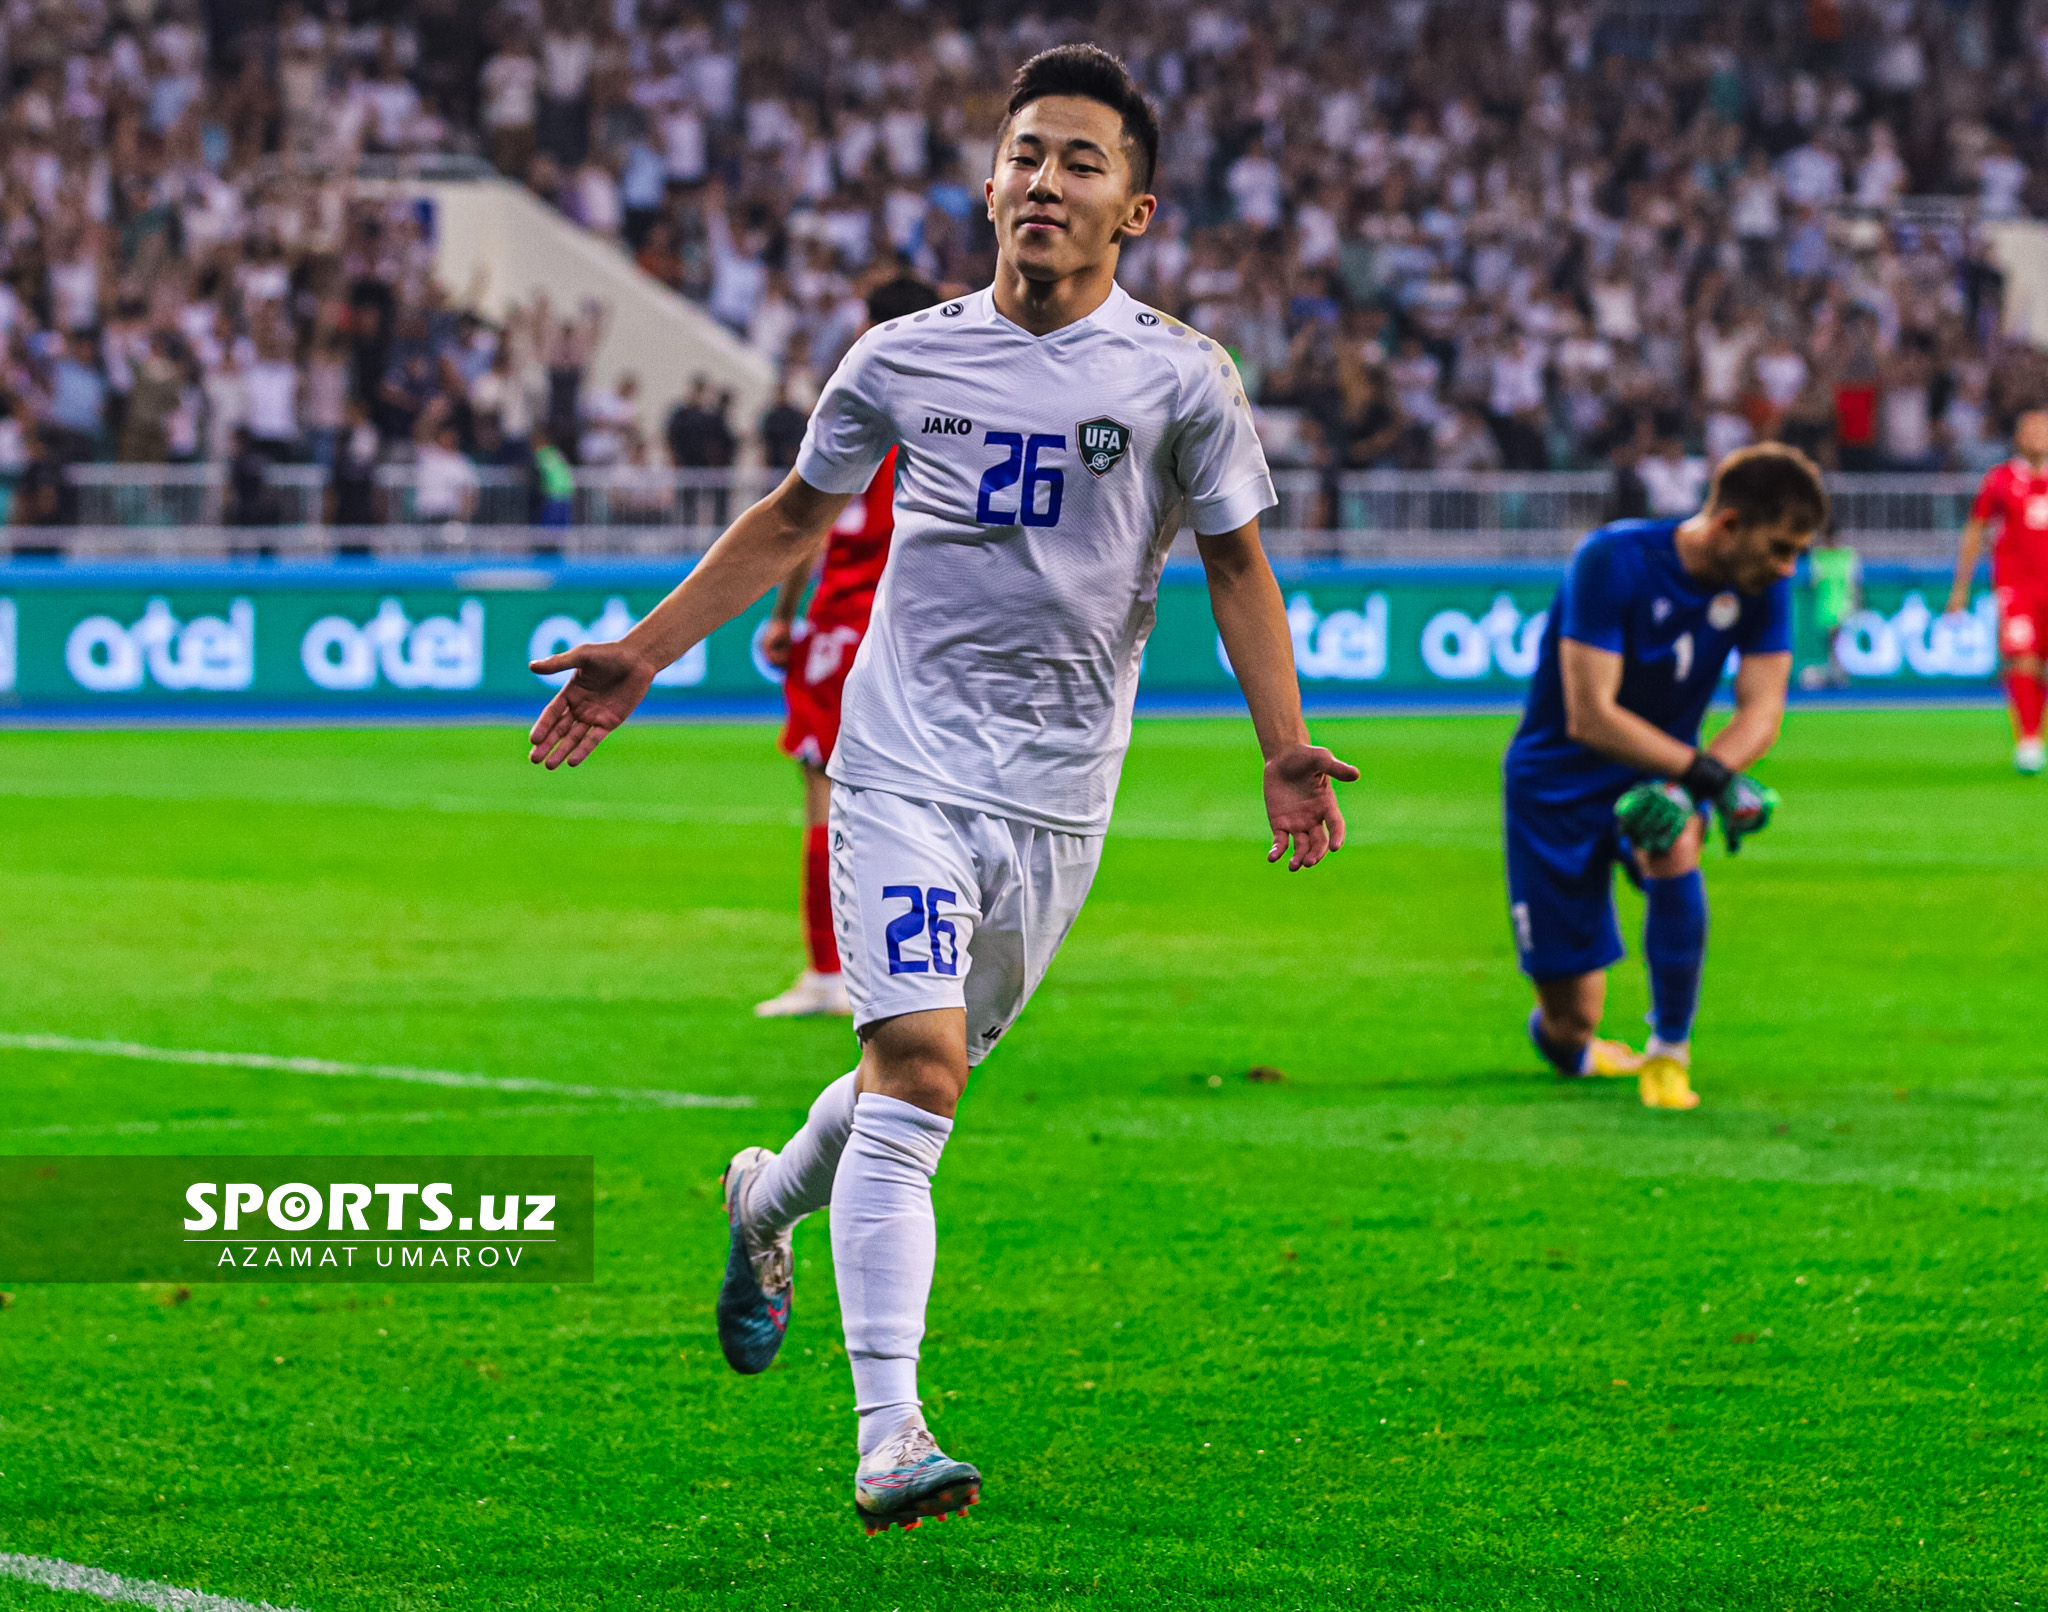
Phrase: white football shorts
[{"left": 828, "top": 783, "right": 1103, "bottom": 1065}]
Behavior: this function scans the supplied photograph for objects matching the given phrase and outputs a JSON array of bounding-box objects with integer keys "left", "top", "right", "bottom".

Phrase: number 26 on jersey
[{"left": 976, "top": 431, "right": 1064, "bottom": 528}]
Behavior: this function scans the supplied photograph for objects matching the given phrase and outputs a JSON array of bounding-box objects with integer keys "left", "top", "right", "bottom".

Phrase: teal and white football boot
[
  {"left": 715, "top": 1146, "right": 791, "bottom": 1375},
  {"left": 853, "top": 1425, "right": 981, "bottom": 1535}
]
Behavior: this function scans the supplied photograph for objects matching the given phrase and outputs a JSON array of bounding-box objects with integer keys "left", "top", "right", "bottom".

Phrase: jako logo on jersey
[
  {"left": 1077, "top": 417, "right": 1131, "bottom": 476},
  {"left": 1136, "top": 311, "right": 1159, "bottom": 326},
  {"left": 940, "top": 302, "right": 964, "bottom": 317},
  {"left": 922, "top": 415, "right": 973, "bottom": 435}
]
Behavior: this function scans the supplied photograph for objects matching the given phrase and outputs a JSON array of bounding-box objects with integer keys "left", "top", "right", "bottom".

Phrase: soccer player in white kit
[{"left": 528, "top": 44, "right": 1358, "bottom": 1533}]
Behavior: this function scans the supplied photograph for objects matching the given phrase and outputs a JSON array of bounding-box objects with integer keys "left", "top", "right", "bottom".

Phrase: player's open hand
[
  {"left": 1263, "top": 743, "right": 1360, "bottom": 871},
  {"left": 527, "top": 641, "right": 659, "bottom": 769}
]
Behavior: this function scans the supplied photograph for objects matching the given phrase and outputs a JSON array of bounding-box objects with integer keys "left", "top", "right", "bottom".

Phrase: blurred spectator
[
  {"left": 11, "top": 426, "right": 65, "bottom": 530},
  {"left": 578, "top": 372, "right": 639, "bottom": 467},
  {"left": 118, "top": 337, "right": 184, "bottom": 465},
  {"left": 636, "top": 222, "right": 685, "bottom": 291},
  {"left": 1638, "top": 435, "right": 1711, "bottom": 517},
  {"left": 544, "top": 299, "right": 608, "bottom": 457},
  {"left": 244, "top": 337, "right": 302, "bottom": 462},
  {"left": 760, "top": 382, "right": 809, "bottom": 470},
  {"left": 666, "top": 376, "right": 728, "bottom": 468},
  {"left": 45, "top": 335, "right": 108, "bottom": 466},
  {"left": 1433, "top": 405, "right": 1505, "bottom": 472},
  {"left": 532, "top": 428, "right": 575, "bottom": 526},
  {"left": 304, "top": 336, "right": 353, "bottom": 471},
  {"left": 481, "top": 34, "right": 541, "bottom": 177},
  {"left": 331, "top": 401, "right": 383, "bottom": 527},
  {"left": 414, "top": 423, "right": 481, "bottom": 523},
  {"left": 227, "top": 428, "right": 280, "bottom": 527}
]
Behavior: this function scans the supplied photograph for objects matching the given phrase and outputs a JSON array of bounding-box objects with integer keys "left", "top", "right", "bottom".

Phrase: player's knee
[
  {"left": 860, "top": 1011, "right": 971, "bottom": 1116},
  {"left": 1640, "top": 815, "right": 1704, "bottom": 878}
]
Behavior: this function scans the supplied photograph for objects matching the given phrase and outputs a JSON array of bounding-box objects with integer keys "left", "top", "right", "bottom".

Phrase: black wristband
[{"left": 1678, "top": 752, "right": 1732, "bottom": 804}]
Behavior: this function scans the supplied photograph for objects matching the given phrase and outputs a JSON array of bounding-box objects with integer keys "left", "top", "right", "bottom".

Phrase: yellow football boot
[
  {"left": 1586, "top": 1038, "right": 1646, "bottom": 1077},
  {"left": 1638, "top": 1055, "right": 1700, "bottom": 1110}
]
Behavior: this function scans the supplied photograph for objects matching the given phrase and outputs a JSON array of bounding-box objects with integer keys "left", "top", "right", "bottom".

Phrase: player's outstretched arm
[
  {"left": 528, "top": 472, "right": 853, "bottom": 769},
  {"left": 1197, "top": 521, "right": 1360, "bottom": 872}
]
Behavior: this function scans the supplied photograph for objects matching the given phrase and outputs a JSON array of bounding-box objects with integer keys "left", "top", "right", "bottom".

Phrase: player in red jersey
[
  {"left": 1949, "top": 409, "right": 2048, "bottom": 774},
  {"left": 754, "top": 276, "right": 941, "bottom": 1016}
]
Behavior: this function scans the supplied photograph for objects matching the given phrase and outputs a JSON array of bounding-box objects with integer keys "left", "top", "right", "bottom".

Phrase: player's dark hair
[
  {"left": 997, "top": 44, "right": 1159, "bottom": 196},
  {"left": 866, "top": 276, "right": 940, "bottom": 325},
  {"left": 1708, "top": 443, "right": 1830, "bottom": 535}
]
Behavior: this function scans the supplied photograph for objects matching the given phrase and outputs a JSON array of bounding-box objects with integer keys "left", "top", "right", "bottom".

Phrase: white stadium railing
[{"left": 38, "top": 466, "right": 1980, "bottom": 562}]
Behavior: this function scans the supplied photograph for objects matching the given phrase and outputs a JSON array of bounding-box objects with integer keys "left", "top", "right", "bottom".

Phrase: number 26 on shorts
[{"left": 883, "top": 885, "right": 961, "bottom": 976}]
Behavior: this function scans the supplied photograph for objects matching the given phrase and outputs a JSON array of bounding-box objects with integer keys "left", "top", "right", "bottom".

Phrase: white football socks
[
  {"left": 832, "top": 1092, "right": 952, "bottom": 1456},
  {"left": 1646, "top": 1034, "right": 1691, "bottom": 1066},
  {"left": 745, "top": 1070, "right": 858, "bottom": 1233}
]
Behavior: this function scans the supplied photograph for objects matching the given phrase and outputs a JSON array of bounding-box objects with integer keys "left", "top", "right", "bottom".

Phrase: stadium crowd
[{"left": 4, "top": 0, "right": 2048, "bottom": 527}]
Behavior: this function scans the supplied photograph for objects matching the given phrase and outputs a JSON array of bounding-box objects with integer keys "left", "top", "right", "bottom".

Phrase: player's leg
[
  {"left": 820, "top": 787, "right": 991, "bottom": 1530},
  {"left": 828, "top": 803, "right": 1100, "bottom": 1532},
  {"left": 1530, "top": 970, "right": 1638, "bottom": 1075},
  {"left": 1633, "top": 813, "right": 1707, "bottom": 1110},
  {"left": 716, "top": 1058, "right": 859, "bottom": 1374},
  {"left": 1996, "top": 587, "right": 2045, "bottom": 773},
  {"left": 835, "top": 1006, "right": 981, "bottom": 1531},
  {"left": 1505, "top": 789, "right": 1639, "bottom": 1078}
]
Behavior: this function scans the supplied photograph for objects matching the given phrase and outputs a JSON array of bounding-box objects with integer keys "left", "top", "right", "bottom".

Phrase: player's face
[
  {"left": 1726, "top": 515, "right": 1815, "bottom": 594},
  {"left": 2017, "top": 411, "right": 2048, "bottom": 461},
  {"left": 987, "top": 96, "right": 1156, "bottom": 283}
]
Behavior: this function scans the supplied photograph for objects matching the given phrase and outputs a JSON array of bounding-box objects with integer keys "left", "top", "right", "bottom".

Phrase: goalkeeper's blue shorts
[{"left": 1503, "top": 778, "right": 1707, "bottom": 982}]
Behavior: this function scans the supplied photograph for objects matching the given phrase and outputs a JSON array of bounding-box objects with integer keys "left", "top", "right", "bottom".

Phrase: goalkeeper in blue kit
[{"left": 1502, "top": 445, "right": 1827, "bottom": 1109}]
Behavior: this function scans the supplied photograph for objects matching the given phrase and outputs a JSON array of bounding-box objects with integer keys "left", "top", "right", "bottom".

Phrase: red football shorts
[
  {"left": 1996, "top": 579, "right": 2048, "bottom": 659},
  {"left": 778, "top": 617, "right": 866, "bottom": 767}
]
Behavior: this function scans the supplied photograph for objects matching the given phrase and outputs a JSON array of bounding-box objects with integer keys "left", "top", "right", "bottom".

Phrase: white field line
[
  {"left": 0, "top": 1552, "right": 310, "bottom": 1612},
  {"left": 0, "top": 1033, "right": 753, "bottom": 1110}
]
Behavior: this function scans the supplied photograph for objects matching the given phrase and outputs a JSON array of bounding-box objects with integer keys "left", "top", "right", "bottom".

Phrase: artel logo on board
[
  {"left": 66, "top": 598, "right": 255, "bottom": 692},
  {"left": 300, "top": 599, "right": 483, "bottom": 691}
]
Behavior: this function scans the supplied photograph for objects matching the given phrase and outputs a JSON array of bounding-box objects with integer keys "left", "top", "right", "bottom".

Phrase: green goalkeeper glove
[
  {"left": 1615, "top": 760, "right": 1780, "bottom": 857},
  {"left": 1614, "top": 781, "right": 1694, "bottom": 855},
  {"left": 1714, "top": 773, "right": 1778, "bottom": 854}
]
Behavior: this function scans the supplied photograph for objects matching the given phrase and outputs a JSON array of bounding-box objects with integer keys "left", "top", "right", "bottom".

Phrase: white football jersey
[{"left": 794, "top": 283, "right": 1275, "bottom": 833}]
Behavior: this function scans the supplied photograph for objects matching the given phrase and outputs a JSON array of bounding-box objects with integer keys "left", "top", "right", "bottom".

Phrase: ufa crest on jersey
[{"left": 1077, "top": 417, "right": 1131, "bottom": 476}]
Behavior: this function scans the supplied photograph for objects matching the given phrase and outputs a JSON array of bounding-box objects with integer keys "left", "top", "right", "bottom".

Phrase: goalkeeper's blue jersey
[{"left": 1506, "top": 518, "right": 1791, "bottom": 804}]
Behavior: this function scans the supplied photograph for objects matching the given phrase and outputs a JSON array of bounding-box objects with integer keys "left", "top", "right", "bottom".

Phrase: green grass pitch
[{"left": 0, "top": 710, "right": 2042, "bottom": 1611}]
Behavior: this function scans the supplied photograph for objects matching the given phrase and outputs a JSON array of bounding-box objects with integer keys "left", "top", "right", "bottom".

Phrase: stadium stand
[{"left": 3, "top": 0, "right": 2048, "bottom": 543}]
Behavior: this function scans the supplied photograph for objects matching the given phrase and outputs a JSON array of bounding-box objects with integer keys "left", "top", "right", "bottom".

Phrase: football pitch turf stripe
[
  {"left": 0, "top": 1554, "right": 308, "bottom": 1612},
  {"left": 0, "top": 1033, "right": 754, "bottom": 1110}
]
